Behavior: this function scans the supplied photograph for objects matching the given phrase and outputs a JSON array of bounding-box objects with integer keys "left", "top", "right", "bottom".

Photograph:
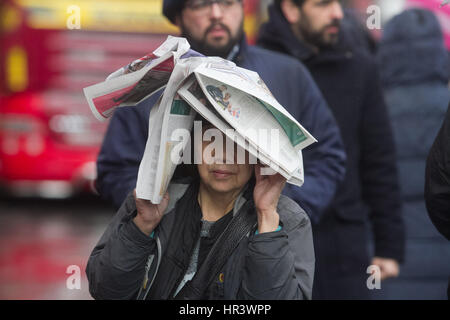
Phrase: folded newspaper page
[
  {"left": 136, "top": 57, "right": 317, "bottom": 203},
  {"left": 176, "top": 66, "right": 315, "bottom": 184},
  {"left": 178, "top": 76, "right": 302, "bottom": 185},
  {"left": 136, "top": 57, "right": 208, "bottom": 202},
  {"left": 83, "top": 37, "right": 317, "bottom": 204},
  {"left": 83, "top": 36, "right": 191, "bottom": 121}
]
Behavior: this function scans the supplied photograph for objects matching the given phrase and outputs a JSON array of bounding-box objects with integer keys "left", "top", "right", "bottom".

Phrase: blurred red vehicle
[
  {"left": 0, "top": 0, "right": 178, "bottom": 198},
  {"left": 0, "top": 0, "right": 263, "bottom": 199}
]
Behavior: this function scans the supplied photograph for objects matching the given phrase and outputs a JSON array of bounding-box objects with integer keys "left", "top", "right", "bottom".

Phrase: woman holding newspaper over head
[{"left": 85, "top": 37, "right": 315, "bottom": 300}]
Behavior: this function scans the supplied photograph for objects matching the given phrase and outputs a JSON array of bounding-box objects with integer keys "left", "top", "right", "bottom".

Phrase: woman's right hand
[{"left": 132, "top": 189, "right": 170, "bottom": 236}]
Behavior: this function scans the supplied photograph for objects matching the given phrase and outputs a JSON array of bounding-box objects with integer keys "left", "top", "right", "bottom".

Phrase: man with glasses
[
  {"left": 96, "top": 0, "right": 346, "bottom": 232},
  {"left": 173, "top": 0, "right": 245, "bottom": 58}
]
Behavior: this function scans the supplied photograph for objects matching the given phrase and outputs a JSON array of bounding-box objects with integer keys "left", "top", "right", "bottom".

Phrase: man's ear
[{"left": 280, "top": 0, "right": 301, "bottom": 24}]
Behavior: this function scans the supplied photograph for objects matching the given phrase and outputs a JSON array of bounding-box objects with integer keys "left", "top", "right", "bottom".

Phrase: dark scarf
[{"left": 147, "top": 177, "right": 255, "bottom": 299}]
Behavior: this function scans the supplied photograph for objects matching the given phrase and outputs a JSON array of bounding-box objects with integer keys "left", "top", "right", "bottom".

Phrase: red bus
[{"left": 0, "top": 0, "right": 263, "bottom": 198}]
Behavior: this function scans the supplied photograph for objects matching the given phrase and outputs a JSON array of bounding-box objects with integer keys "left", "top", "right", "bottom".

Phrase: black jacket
[
  {"left": 95, "top": 36, "right": 346, "bottom": 224},
  {"left": 426, "top": 103, "right": 450, "bottom": 241},
  {"left": 257, "top": 5, "right": 404, "bottom": 297},
  {"left": 86, "top": 179, "right": 315, "bottom": 300}
]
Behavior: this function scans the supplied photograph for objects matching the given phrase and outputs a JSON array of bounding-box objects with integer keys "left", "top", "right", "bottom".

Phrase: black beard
[
  {"left": 299, "top": 18, "right": 341, "bottom": 50},
  {"left": 181, "top": 21, "right": 244, "bottom": 58}
]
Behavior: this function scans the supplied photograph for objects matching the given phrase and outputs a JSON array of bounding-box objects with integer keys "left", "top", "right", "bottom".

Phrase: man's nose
[
  {"left": 331, "top": 2, "right": 344, "bottom": 21},
  {"left": 210, "top": 3, "right": 224, "bottom": 20}
]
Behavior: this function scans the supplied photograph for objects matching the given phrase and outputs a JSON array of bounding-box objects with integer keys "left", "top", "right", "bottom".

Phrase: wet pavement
[{"left": 0, "top": 195, "right": 116, "bottom": 300}]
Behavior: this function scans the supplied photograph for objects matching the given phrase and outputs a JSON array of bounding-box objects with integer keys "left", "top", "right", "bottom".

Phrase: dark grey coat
[
  {"left": 257, "top": 5, "right": 404, "bottom": 299},
  {"left": 86, "top": 181, "right": 315, "bottom": 300}
]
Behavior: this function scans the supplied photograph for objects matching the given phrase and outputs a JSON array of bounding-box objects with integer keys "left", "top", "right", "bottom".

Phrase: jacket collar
[{"left": 232, "top": 33, "right": 250, "bottom": 65}]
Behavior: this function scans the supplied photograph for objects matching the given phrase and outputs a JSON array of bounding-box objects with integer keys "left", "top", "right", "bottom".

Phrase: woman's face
[{"left": 197, "top": 124, "right": 253, "bottom": 194}]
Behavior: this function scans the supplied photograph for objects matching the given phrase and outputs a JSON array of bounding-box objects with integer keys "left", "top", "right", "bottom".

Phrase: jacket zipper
[
  {"left": 137, "top": 236, "right": 162, "bottom": 300},
  {"left": 141, "top": 255, "right": 154, "bottom": 292}
]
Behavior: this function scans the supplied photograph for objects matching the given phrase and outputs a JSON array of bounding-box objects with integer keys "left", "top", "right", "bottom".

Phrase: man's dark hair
[
  {"left": 163, "top": 0, "right": 186, "bottom": 24},
  {"left": 274, "top": 0, "right": 306, "bottom": 10}
]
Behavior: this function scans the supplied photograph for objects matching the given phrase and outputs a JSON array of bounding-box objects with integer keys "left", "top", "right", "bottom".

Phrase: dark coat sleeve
[
  {"left": 264, "top": 58, "right": 346, "bottom": 224},
  {"left": 86, "top": 192, "right": 156, "bottom": 299},
  {"left": 359, "top": 61, "right": 405, "bottom": 261},
  {"left": 425, "top": 103, "right": 450, "bottom": 240},
  {"left": 96, "top": 92, "right": 161, "bottom": 209},
  {"left": 238, "top": 196, "right": 315, "bottom": 300}
]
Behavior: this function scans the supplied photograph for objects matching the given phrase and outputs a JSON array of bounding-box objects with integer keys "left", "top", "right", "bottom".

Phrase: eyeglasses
[{"left": 185, "top": 0, "right": 242, "bottom": 11}]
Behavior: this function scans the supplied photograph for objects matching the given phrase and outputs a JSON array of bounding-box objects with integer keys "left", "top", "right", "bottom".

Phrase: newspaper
[
  {"left": 136, "top": 57, "right": 208, "bottom": 201},
  {"left": 135, "top": 57, "right": 317, "bottom": 203},
  {"left": 83, "top": 36, "right": 192, "bottom": 121},
  {"left": 177, "top": 66, "right": 315, "bottom": 183},
  {"left": 83, "top": 37, "right": 317, "bottom": 204}
]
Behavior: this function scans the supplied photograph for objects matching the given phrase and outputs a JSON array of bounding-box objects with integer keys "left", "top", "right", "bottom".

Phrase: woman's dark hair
[{"left": 172, "top": 113, "right": 209, "bottom": 181}]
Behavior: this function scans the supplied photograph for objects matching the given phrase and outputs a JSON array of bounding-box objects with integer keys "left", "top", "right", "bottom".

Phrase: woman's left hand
[{"left": 253, "top": 164, "right": 287, "bottom": 234}]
